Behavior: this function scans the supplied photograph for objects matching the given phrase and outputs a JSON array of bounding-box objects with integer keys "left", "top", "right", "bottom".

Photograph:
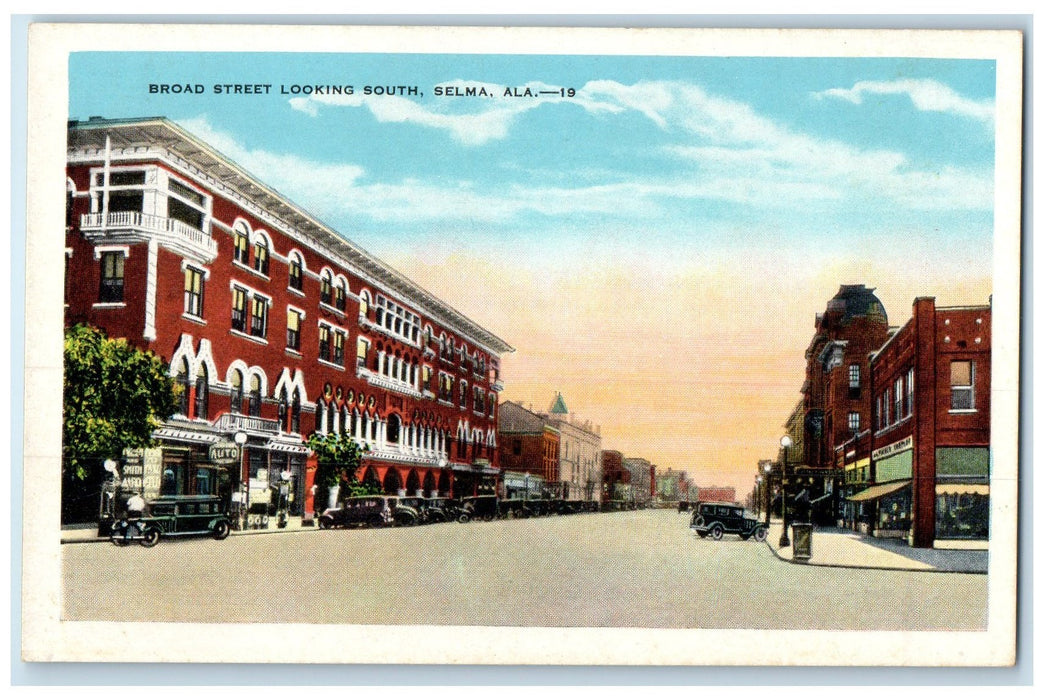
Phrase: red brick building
[
  {"left": 64, "top": 117, "right": 512, "bottom": 523},
  {"left": 497, "top": 401, "right": 561, "bottom": 489},
  {"left": 599, "top": 450, "right": 629, "bottom": 502},
  {"left": 847, "top": 297, "right": 991, "bottom": 547},
  {"left": 798, "top": 285, "right": 891, "bottom": 523}
]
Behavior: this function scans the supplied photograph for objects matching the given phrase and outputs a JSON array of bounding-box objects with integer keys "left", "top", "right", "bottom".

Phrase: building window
[
  {"left": 905, "top": 368, "right": 915, "bottom": 417},
  {"left": 278, "top": 389, "right": 289, "bottom": 431},
  {"left": 848, "top": 411, "right": 860, "bottom": 434},
  {"left": 167, "top": 178, "right": 207, "bottom": 231},
  {"left": 233, "top": 226, "right": 249, "bottom": 265},
  {"left": 248, "top": 374, "right": 262, "bottom": 417},
  {"left": 882, "top": 388, "right": 891, "bottom": 427},
  {"left": 288, "top": 254, "right": 303, "bottom": 291},
  {"left": 459, "top": 381, "right": 468, "bottom": 408},
  {"left": 335, "top": 281, "right": 347, "bottom": 312},
  {"left": 176, "top": 358, "right": 190, "bottom": 416},
  {"left": 287, "top": 309, "right": 301, "bottom": 351},
  {"left": 194, "top": 365, "right": 209, "bottom": 418},
  {"left": 950, "top": 361, "right": 975, "bottom": 410},
  {"left": 319, "top": 325, "right": 331, "bottom": 362},
  {"left": 99, "top": 251, "right": 124, "bottom": 303},
  {"left": 387, "top": 414, "right": 401, "bottom": 444},
  {"left": 333, "top": 331, "right": 345, "bottom": 366},
  {"left": 848, "top": 364, "right": 861, "bottom": 399},
  {"left": 359, "top": 291, "right": 370, "bottom": 318},
  {"left": 183, "top": 266, "right": 204, "bottom": 318},
  {"left": 253, "top": 239, "right": 270, "bottom": 276},
  {"left": 356, "top": 337, "right": 369, "bottom": 369},
  {"left": 893, "top": 377, "right": 903, "bottom": 421},
  {"left": 291, "top": 389, "right": 301, "bottom": 434},
  {"left": 231, "top": 286, "right": 247, "bottom": 332},
  {"left": 320, "top": 272, "right": 333, "bottom": 305},
  {"left": 250, "top": 296, "right": 268, "bottom": 338},
  {"left": 230, "top": 369, "right": 243, "bottom": 414}
]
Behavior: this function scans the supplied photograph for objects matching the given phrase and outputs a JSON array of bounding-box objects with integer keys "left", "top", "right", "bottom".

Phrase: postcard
[{"left": 22, "top": 23, "right": 1022, "bottom": 666}]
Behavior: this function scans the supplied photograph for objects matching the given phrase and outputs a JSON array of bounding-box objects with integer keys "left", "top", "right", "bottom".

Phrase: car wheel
[
  {"left": 140, "top": 526, "right": 161, "bottom": 548},
  {"left": 710, "top": 524, "right": 724, "bottom": 541},
  {"left": 458, "top": 513, "right": 471, "bottom": 524},
  {"left": 318, "top": 517, "right": 333, "bottom": 530},
  {"left": 753, "top": 526, "right": 767, "bottom": 542},
  {"left": 213, "top": 521, "right": 231, "bottom": 540}
]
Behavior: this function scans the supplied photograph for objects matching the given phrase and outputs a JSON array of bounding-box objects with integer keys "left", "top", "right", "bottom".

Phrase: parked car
[
  {"left": 318, "top": 495, "right": 396, "bottom": 529},
  {"left": 423, "top": 497, "right": 462, "bottom": 523},
  {"left": 107, "top": 495, "right": 232, "bottom": 546},
  {"left": 459, "top": 495, "right": 499, "bottom": 522},
  {"left": 393, "top": 497, "right": 425, "bottom": 526},
  {"left": 690, "top": 502, "right": 767, "bottom": 541}
]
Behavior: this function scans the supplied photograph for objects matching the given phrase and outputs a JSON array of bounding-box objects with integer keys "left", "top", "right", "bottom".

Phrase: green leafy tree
[
  {"left": 62, "top": 325, "right": 179, "bottom": 515},
  {"left": 306, "top": 432, "right": 374, "bottom": 505}
]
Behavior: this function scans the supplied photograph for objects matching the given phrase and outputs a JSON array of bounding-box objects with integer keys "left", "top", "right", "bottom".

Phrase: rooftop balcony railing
[{"left": 81, "top": 211, "right": 218, "bottom": 261}]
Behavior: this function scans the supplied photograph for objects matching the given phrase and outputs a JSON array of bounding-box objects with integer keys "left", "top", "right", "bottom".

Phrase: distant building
[
  {"left": 697, "top": 486, "right": 737, "bottom": 504},
  {"left": 600, "top": 450, "right": 630, "bottom": 502},
  {"left": 497, "top": 401, "right": 561, "bottom": 492},
  {"left": 622, "top": 457, "right": 654, "bottom": 503},
  {"left": 537, "top": 393, "right": 602, "bottom": 501}
]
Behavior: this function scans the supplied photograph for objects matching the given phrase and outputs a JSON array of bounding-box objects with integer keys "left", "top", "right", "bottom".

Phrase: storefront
[
  {"left": 502, "top": 471, "right": 544, "bottom": 500},
  {"left": 934, "top": 447, "right": 990, "bottom": 541},
  {"left": 846, "top": 480, "right": 912, "bottom": 539}
]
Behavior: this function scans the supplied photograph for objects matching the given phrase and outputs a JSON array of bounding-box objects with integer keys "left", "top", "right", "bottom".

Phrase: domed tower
[{"left": 801, "top": 285, "right": 892, "bottom": 518}]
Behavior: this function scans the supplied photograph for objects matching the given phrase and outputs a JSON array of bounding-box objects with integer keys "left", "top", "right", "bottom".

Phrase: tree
[
  {"left": 306, "top": 432, "right": 374, "bottom": 505},
  {"left": 63, "top": 325, "right": 179, "bottom": 514}
]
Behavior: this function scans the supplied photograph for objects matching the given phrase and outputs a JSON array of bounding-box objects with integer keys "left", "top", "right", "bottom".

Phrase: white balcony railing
[
  {"left": 213, "top": 412, "right": 281, "bottom": 435},
  {"left": 81, "top": 211, "right": 218, "bottom": 261}
]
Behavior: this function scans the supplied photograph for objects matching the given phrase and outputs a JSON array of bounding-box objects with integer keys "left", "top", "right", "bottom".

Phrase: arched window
[
  {"left": 291, "top": 389, "right": 301, "bottom": 434},
  {"left": 233, "top": 222, "right": 249, "bottom": 265},
  {"left": 387, "top": 414, "right": 401, "bottom": 444},
  {"left": 278, "top": 388, "right": 289, "bottom": 431},
  {"left": 315, "top": 400, "right": 326, "bottom": 435},
  {"left": 340, "top": 406, "right": 349, "bottom": 436},
  {"left": 176, "top": 358, "right": 190, "bottom": 416},
  {"left": 335, "top": 279, "right": 347, "bottom": 311},
  {"left": 326, "top": 399, "right": 335, "bottom": 434},
  {"left": 253, "top": 237, "right": 270, "bottom": 275},
  {"left": 320, "top": 271, "right": 333, "bottom": 305},
  {"left": 230, "top": 369, "right": 243, "bottom": 414},
  {"left": 288, "top": 253, "right": 303, "bottom": 291},
  {"left": 358, "top": 290, "right": 370, "bottom": 318},
  {"left": 248, "top": 374, "right": 262, "bottom": 417},
  {"left": 193, "top": 364, "right": 209, "bottom": 419}
]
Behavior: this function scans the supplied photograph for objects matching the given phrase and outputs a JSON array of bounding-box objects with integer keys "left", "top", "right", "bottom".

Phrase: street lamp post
[
  {"left": 779, "top": 435, "right": 793, "bottom": 548},
  {"left": 762, "top": 464, "right": 772, "bottom": 528},
  {"left": 234, "top": 430, "right": 248, "bottom": 529}
]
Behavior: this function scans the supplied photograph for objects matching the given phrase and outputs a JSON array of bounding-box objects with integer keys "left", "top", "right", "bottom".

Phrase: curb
[
  {"left": 61, "top": 524, "right": 318, "bottom": 545},
  {"left": 759, "top": 539, "right": 987, "bottom": 575}
]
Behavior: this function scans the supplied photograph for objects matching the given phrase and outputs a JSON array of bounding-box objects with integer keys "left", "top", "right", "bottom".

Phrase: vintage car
[
  {"left": 689, "top": 501, "right": 768, "bottom": 541},
  {"left": 318, "top": 495, "right": 396, "bottom": 529},
  {"left": 393, "top": 497, "right": 426, "bottom": 526},
  {"left": 108, "top": 495, "right": 232, "bottom": 546},
  {"left": 423, "top": 497, "right": 462, "bottom": 523}
]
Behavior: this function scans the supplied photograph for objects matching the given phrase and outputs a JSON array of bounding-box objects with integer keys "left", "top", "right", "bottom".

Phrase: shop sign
[
  {"left": 208, "top": 441, "right": 241, "bottom": 464},
  {"left": 872, "top": 435, "right": 913, "bottom": 461}
]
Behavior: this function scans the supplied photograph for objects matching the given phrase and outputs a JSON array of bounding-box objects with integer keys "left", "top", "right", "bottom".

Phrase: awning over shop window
[
  {"left": 846, "top": 480, "right": 911, "bottom": 502},
  {"left": 936, "top": 483, "right": 989, "bottom": 496}
]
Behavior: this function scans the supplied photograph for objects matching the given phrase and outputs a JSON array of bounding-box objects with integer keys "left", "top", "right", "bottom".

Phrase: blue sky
[{"left": 68, "top": 50, "right": 997, "bottom": 489}]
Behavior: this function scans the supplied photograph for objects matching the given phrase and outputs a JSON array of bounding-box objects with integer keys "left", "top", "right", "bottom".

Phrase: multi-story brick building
[
  {"left": 599, "top": 449, "right": 629, "bottom": 502},
  {"left": 847, "top": 297, "right": 992, "bottom": 547},
  {"left": 64, "top": 116, "right": 512, "bottom": 523},
  {"left": 799, "top": 285, "right": 891, "bottom": 523},
  {"left": 497, "top": 401, "right": 561, "bottom": 492}
]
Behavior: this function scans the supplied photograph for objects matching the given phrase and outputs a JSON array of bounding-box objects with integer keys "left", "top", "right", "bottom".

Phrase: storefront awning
[
  {"left": 153, "top": 427, "right": 222, "bottom": 444},
  {"left": 936, "top": 483, "right": 989, "bottom": 496},
  {"left": 263, "top": 440, "right": 311, "bottom": 455},
  {"left": 846, "top": 480, "right": 911, "bottom": 502}
]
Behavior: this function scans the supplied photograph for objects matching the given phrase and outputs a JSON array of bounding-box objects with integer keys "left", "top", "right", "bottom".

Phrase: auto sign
[{"left": 208, "top": 442, "right": 241, "bottom": 464}]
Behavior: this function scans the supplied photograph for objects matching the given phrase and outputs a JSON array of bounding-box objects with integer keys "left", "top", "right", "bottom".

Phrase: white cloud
[{"left": 813, "top": 79, "right": 995, "bottom": 124}]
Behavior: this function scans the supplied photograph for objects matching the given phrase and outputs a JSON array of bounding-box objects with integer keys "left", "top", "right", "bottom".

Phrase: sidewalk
[
  {"left": 60, "top": 516, "right": 315, "bottom": 544},
  {"left": 762, "top": 523, "right": 988, "bottom": 573}
]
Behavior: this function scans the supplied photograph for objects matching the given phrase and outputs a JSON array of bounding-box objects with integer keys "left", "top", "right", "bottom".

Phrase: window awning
[
  {"left": 936, "top": 484, "right": 989, "bottom": 496},
  {"left": 846, "top": 480, "right": 911, "bottom": 502}
]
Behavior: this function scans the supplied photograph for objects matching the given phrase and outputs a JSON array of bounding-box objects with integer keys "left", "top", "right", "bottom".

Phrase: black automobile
[
  {"left": 690, "top": 502, "right": 767, "bottom": 541},
  {"left": 423, "top": 497, "right": 462, "bottom": 523},
  {"left": 318, "top": 495, "right": 396, "bottom": 529},
  {"left": 393, "top": 497, "right": 425, "bottom": 526}
]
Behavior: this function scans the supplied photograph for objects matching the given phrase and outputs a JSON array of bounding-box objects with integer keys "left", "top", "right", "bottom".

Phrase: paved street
[{"left": 62, "top": 509, "right": 986, "bottom": 630}]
